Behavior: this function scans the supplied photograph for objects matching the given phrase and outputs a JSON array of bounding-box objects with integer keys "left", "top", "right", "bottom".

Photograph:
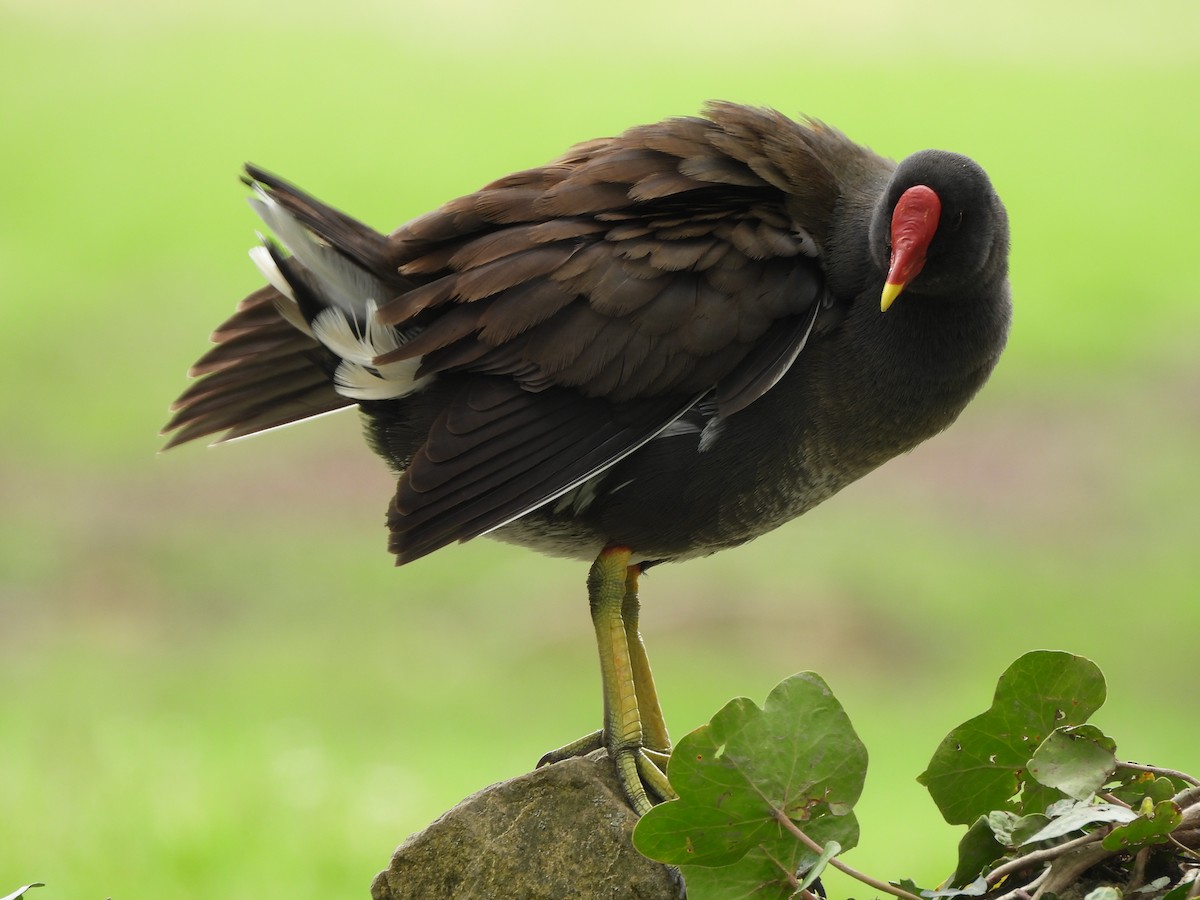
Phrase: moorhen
[{"left": 164, "top": 102, "right": 1011, "bottom": 814}]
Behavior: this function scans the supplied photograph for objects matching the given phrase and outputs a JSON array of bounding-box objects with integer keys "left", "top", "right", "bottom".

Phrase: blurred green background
[{"left": 2, "top": 1, "right": 1198, "bottom": 897}]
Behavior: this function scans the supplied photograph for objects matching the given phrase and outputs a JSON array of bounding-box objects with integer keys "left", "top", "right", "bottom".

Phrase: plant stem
[
  {"left": 990, "top": 866, "right": 1049, "bottom": 900},
  {"left": 985, "top": 829, "right": 1105, "bottom": 886},
  {"left": 1126, "top": 846, "right": 1149, "bottom": 891},
  {"left": 771, "top": 809, "right": 923, "bottom": 900},
  {"left": 1173, "top": 785, "right": 1200, "bottom": 812},
  {"left": 761, "top": 845, "right": 802, "bottom": 891}
]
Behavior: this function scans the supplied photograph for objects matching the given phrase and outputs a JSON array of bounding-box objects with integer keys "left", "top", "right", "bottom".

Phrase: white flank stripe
[{"left": 698, "top": 417, "right": 724, "bottom": 452}]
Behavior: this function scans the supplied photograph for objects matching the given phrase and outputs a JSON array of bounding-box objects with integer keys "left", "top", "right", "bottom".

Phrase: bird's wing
[
  {"left": 374, "top": 104, "right": 837, "bottom": 415},
  {"left": 384, "top": 378, "right": 700, "bottom": 563},
  {"left": 370, "top": 106, "right": 843, "bottom": 560}
]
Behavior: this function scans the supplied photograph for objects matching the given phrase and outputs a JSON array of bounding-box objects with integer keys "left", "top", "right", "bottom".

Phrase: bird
[{"left": 163, "top": 101, "right": 1011, "bottom": 815}]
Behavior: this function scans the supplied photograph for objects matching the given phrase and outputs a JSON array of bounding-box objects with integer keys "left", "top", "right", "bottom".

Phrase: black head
[{"left": 868, "top": 149, "right": 1009, "bottom": 308}]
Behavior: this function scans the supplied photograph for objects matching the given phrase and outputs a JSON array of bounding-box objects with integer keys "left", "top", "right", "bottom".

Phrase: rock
[{"left": 371, "top": 755, "right": 684, "bottom": 900}]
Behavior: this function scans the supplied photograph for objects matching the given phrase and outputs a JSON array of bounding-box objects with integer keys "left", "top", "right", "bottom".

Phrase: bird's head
[{"left": 870, "top": 149, "right": 1008, "bottom": 311}]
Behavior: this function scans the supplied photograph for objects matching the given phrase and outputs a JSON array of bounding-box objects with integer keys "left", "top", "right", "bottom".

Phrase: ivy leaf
[
  {"left": 896, "top": 879, "right": 929, "bottom": 897},
  {"left": 678, "top": 818, "right": 856, "bottom": 900},
  {"left": 948, "top": 817, "right": 1004, "bottom": 888},
  {"left": 1101, "top": 800, "right": 1183, "bottom": 851},
  {"left": 1017, "top": 778, "right": 1068, "bottom": 817},
  {"left": 1109, "top": 770, "right": 1186, "bottom": 808},
  {"left": 1140, "top": 776, "right": 1183, "bottom": 804},
  {"left": 918, "top": 651, "right": 1106, "bottom": 825},
  {"left": 796, "top": 839, "right": 841, "bottom": 894},
  {"left": 633, "top": 671, "right": 866, "bottom": 874},
  {"left": 924, "top": 876, "right": 989, "bottom": 898},
  {"left": 1020, "top": 800, "right": 1137, "bottom": 844},
  {"left": 1160, "top": 880, "right": 1198, "bottom": 900},
  {"left": 1134, "top": 877, "right": 1172, "bottom": 895},
  {"left": 985, "top": 810, "right": 1050, "bottom": 848},
  {"left": 1027, "top": 724, "right": 1117, "bottom": 800}
]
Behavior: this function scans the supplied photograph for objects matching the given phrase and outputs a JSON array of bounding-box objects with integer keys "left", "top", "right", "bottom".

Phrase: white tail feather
[
  {"left": 248, "top": 244, "right": 296, "bottom": 301},
  {"left": 248, "top": 185, "right": 389, "bottom": 318},
  {"left": 246, "top": 178, "right": 430, "bottom": 401},
  {"left": 312, "top": 304, "right": 427, "bottom": 401}
]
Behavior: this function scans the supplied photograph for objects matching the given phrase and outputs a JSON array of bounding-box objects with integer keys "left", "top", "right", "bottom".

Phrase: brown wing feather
[
  {"left": 386, "top": 380, "right": 696, "bottom": 563},
  {"left": 368, "top": 105, "right": 849, "bottom": 412}
]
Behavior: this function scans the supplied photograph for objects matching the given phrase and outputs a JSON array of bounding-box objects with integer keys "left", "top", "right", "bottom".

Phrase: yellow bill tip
[{"left": 880, "top": 281, "right": 904, "bottom": 312}]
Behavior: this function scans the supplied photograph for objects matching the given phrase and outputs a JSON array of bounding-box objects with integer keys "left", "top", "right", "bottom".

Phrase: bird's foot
[
  {"left": 537, "top": 728, "right": 604, "bottom": 766},
  {"left": 634, "top": 746, "right": 676, "bottom": 806},
  {"left": 538, "top": 729, "right": 675, "bottom": 815}
]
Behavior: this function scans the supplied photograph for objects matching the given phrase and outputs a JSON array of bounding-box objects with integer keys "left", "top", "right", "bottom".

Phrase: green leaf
[
  {"left": 949, "top": 817, "right": 1004, "bottom": 888},
  {"left": 1021, "top": 800, "right": 1136, "bottom": 844},
  {"left": 1101, "top": 800, "right": 1182, "bottom": 851},
  {"left": 633, "top": 671, "right": 867, "bottom": 870},
  {"left": 1134, "top": 877, "right": 1171, "bottom": 895},
  {"left": 985, "top": 810, "right": 1050, "bottom": 848},
  {"left": 925, "top": 876, "right": 989, "bottom": 898},
  {"left": 1143, "top": 776, "right": 1183, "bottom": 804},
  {"left": 1027, "top": 724, "right": 1117, "bottom": 800},
  {"left": 1008, "top": 812, "right": 1052, "bottom": 845},
  {"left": 1160, "top": 880, "right": 1197, "bottom": 900},
  {"left": 796, "top": 840, "right": 840, "bottom": 894},
  {"left": 1, "top": 887, "right": 45, "bottom": 900},
  {"left": 896, "top": 878, "right": 928, "bottom": 897},
  {"left": 1018, "top": 779, "right": 1069, "bottom": 817},
  {"left": 677, "top": 813, "right": 858, "bottom": 900},
  {"left": 1109, "top": 770, "right": 1187, "bottom": 808},
  {"left": 919, "top": 651, "right": 1107, "bottom": 825}
]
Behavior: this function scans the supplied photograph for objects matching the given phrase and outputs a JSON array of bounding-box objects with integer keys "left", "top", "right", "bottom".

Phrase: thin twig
[
  {"left": 1167, "top": 828, "right": 1200, "bottom": 859},
  {"left": 1175, "top": 785, "right": 1200, "bottom": 814},
  {"left": 990, "top": 866, "right": 1050, "bottom": 900},
  {"left": 986, "top": 829, "right": 1106, "bottom": 886},
  {"left": 760, "top": 843, "right": 806, "bottom": 894},
  {"left": 1031, "top": 843, "right": 1113, "bottom": 900},
  {"left": 760, "top": 838, "right": 824, "bottom": 900},
  {"left": 1120, "top": 761, "right": 1200, "bottom": 787},
  {"left": 771, "top": 809, "right": 923, "bottom": 900},
  {"left": 1127, "top": 846, "right": 1149, "bottom": 891},
  {"left": 1098, "top": 791, "right": 1132, "bottom": 809}
]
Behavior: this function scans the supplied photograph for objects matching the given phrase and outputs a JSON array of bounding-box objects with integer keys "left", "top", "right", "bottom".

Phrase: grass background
[{"left": 2, "top": 1, "right": 1198, "bottom": 897}]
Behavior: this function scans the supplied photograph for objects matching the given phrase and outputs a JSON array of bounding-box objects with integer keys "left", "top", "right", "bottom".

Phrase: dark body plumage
[{"left": 165, "top": 102, "right": 1011, "bottom": 571}]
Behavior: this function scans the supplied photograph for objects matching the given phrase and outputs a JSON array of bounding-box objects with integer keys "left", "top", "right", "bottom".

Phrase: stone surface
[{"left": 371, "top": 755, "right": 684, "bottom": 900}]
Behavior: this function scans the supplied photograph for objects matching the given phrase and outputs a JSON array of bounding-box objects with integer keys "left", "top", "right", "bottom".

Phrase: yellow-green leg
[
  {"left": 589, "top": 546, "right": 650, "bottom": 812},
  {"left": 539, "top": 546, "right": 676, "bottom": 815},
  {"left": 621, "top": 562, "right": 674, "bottom": 799}
]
